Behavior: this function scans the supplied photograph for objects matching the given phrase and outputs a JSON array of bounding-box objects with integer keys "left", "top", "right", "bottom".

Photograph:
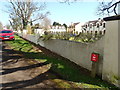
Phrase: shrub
[
  {"left": 41, "top": 34, "right": 53, "bottom": 41},
  {"left": 40, "top": 32, "right": 104, "bottom": 43}
]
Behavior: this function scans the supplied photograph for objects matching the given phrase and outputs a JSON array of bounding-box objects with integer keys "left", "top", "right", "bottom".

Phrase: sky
[
  {"left": 45, "top": 1, "right": 101, "bottom": 25},
  {"left": 0, "top": 1, "right": 104, "bottom": 26}
]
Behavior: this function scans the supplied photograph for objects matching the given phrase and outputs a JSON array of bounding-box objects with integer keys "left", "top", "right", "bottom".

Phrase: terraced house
[
  {"left": 82, "top": 18, "right": 106, "bottom": 34},
  {"left": 67, "top": 18, "right": 106, "bottom": 34}
]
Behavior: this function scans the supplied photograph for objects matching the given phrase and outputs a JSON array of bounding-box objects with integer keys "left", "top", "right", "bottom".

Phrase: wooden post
[
  {"left": 91, "top": 52, "right": 99, "bottom": 78},
  {"left": 91, "top": 62, "right": 97, "bottom": 78}
]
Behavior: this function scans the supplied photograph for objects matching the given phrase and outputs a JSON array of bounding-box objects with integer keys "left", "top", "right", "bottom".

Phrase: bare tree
[
  {"left": 5, "top": 24, "right": 11, "bottom": 29},
  {"left": 9, "top": 14, "right": 22, "bottom": 30},
  {"left": 59, "top": 0, "right": 120, "bottom": 16},
  {"left": 6, "top": 0, "right": 50, "bottom": 30},
  {"left": 0, "top": 22, "right": 3, "bottom": 30},
  {"left": 97, "top": 0, "right": 120, "bottom": 16},
  {"left": 41, "top": 17, "right": 51, "bottom": 30},
  {"left": 58, "top": 0, "right": 79, "bottom": 5}
]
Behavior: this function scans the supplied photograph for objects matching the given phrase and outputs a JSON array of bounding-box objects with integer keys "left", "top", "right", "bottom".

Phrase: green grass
[{"left": 6, "top": 35, "right": 118, "bottom": 89}]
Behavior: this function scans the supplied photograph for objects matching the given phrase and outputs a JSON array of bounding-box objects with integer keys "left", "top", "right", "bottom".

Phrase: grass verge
[{"left": 5, "top": 35, "right": 118, "bottom": 89}]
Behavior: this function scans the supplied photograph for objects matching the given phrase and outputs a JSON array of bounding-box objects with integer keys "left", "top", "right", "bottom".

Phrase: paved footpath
[{"left": 0, "top": 42, "right": 70, "bottom": 89}]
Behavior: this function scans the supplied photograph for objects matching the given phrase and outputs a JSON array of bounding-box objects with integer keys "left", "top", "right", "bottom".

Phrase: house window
[
  {"left": 90, "top": 24, "right": 92, "bottom": 28},
  {"left": 103, "top": 23, "right": 105, "bottom": 28},
  {"left": 95, "top": 31, "right": 97, "bottom": 35},
  {"left": 91, "top": 31, "right": 93, "bottom": 34},
  {"left": 99, "top": 31, "right": 102, "bottom": 35},
  {"left": 97, "top": 24, "right": 99, "bottom": 28}
]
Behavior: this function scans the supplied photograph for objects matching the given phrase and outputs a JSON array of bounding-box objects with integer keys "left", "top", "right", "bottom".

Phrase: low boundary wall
[{"left": 18, "top": 33, "right": 104, "bottom": 76}]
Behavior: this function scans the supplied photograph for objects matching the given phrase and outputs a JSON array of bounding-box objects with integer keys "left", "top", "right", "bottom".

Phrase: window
[
  {"left": 90, "top": 24, "right": 92, "bottom": 28},
  {"left": 103, "top": 23, "right": 105, "bottom": 28},
  {"left": 97, "top": 24, "right": 99, "bottom": 28},
  {"left": 100, "top": 31, "right": 102, "bottom": 35}
]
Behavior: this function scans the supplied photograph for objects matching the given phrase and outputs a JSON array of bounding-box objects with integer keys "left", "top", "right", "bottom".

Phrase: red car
[{"left": 0, "top": 30, "right": 15, "bottom": 40}]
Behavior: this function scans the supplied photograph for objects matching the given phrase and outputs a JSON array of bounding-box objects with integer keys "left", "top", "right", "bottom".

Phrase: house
[
  {"left": 68, "top": 22, "right": 79, "bottom": 32},
  {"left": 82, "top": 18, "right": 106, "bottom": 32},
  {"left": 75, "top": 22, "right": 85, "bottom": 32},
  {"left": 67, "top": 22, "right": 85, "bottom": 33},
  {"left": 49, "top": 25, "right": 66, "bottom": 32}
]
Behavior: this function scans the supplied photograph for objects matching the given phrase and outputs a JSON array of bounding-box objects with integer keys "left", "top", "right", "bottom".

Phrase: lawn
[{"left": 5, "top": 35, "right": 118, "bottom": 89}]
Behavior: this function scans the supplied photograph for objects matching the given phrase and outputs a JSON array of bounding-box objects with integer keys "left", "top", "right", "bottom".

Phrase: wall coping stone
[{"left": 103, "top": 15, "right": 120, "bottom": 21}]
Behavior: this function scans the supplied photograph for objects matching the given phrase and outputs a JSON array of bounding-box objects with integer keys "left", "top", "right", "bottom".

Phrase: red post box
[{"left": 91, "top": 53, "right": 99, "bottom": 62}]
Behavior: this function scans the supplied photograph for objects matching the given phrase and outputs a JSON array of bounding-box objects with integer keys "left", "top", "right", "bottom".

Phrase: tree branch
[{"left": 100, "top": 0, "right": 120, "bottom": 15}]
